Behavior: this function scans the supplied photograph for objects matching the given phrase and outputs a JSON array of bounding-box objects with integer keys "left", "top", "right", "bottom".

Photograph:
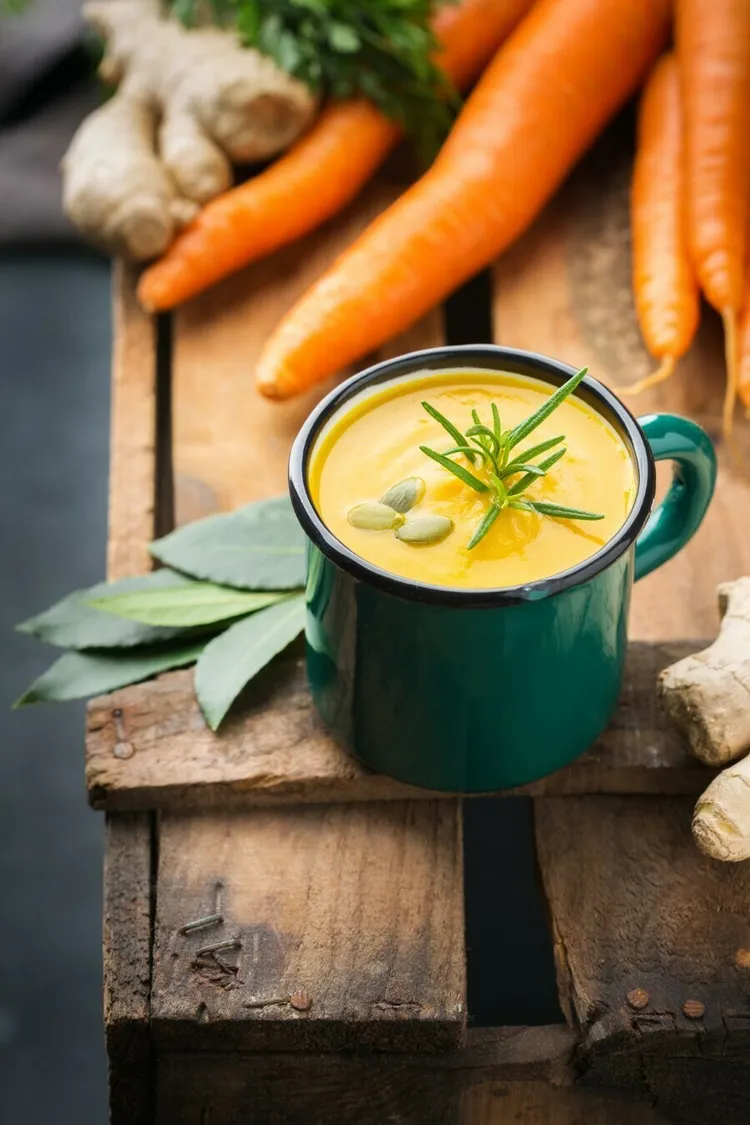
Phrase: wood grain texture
[
  {"left": 107, "top": 260, "right": 157, "bottom": 581},
  {"left": 535, "top": 798, "right": 750, "bottom": 1125},
  {"left": 85, "top": 642, "right": 713, "bottom": 812},
  {"left": 153, "top": 1027, "right": 577, "bottom": 1124},
  {"left": 104, "top": 813, "right": 153, "bottom": 1125},
  {"left": 102, "top": 263, "right": 158, "bottom": 1124},
  {"left": 151, "top": 802, "right": 465, "bottom": 1052},
  {"left": 492, "top": 121, "right": 750, "bottom": 642},
  {"left": 462, "top": 1080, "right": 671, "bottom": 1125}
]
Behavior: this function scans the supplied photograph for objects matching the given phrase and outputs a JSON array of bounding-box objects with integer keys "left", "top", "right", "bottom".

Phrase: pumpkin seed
[
  {"left": 380, "top": 476, "right": 425, "bottom": 514},
  {"left": 396, "top": 515, "right": 453, "bottom": 545},
  {"left": 347, "top": 502, "right": 405, "bottom": 531}
]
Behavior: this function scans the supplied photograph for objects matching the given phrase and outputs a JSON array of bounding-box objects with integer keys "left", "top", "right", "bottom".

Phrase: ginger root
[
  {"left": 62, "top": 0, "right": 316, "bottom": 260},
  {"left": 692, "top": 755, "right": 750, "bottom": 862},
  {"left": 659, "top": 577, "right": 750, "bottom": 766},
  {"left": 659, "top": 577, "right": 750, "bottom": 861}
]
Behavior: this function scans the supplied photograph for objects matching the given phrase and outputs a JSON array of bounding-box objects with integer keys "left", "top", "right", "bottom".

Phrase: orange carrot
[
  {"left": 738, "top": 272, "right": 750, "bottom": 414},
  {"left": 625, "top": 53, "right": 700, "bottom": 396},
  {"left": 676, "top": 0, "right": 750, "bottom": 433},
  {"left": 256, "top": 0, "right": 671, "bottom": 401},
  {"left": 138, "top": 0, "right": 533, "bottom": 313}
]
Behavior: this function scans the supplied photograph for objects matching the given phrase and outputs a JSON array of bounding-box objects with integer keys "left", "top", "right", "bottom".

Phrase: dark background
[{"left": 0, "top": 7, "right": 560, "bottom": 1122}]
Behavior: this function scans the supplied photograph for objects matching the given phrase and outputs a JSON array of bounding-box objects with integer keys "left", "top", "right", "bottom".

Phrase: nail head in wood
[
  {"left": 290, "top": 990, "right": 312, "bottom": 1012},
  {"left": 626, "top": 988, "right": 649, "bottom": 1010}
]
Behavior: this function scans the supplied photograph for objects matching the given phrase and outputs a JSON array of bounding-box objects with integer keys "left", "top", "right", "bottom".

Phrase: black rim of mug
[{"left": 288, "top": 344, "right": 656, "bottom": 608}]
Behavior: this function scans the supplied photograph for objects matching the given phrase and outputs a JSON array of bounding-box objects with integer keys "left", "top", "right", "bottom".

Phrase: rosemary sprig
[{"left": 420, "top": 368, "right": 605, "bottom": 549}]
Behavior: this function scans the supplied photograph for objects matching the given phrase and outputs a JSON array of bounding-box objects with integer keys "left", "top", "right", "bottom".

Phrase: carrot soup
[{"left": 309, "top": 369, "right": 636, "bottom": 589}]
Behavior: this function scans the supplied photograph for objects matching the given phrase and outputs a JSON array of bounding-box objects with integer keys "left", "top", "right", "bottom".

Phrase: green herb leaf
[
  {"left": 88, "top": 583, "right": 288, "bottom": 628},
  {"left": 489, "top": 474, "right": 507, "bottom": 504},
  {"left": 419, "top": 446, "right": 489, "bottom": 493},
  {"left": 220, "top": 0, "right": 458, "bottom": 151},
  {"left": 491, "top": 403, "right": 502, "bottom": 443},
  {"left": 16, "top": 570, "right": 194, "bottom": 650},
  {"left": 501, "top": 462, "right": 546, "bottom": 482},
  {"left": 466, "top": 424, "right": 501, "bottom": 460},
  {"left": 467, "top": 502, "right": 501, "bottom": 550},
  {"left": 13, "top": 643, "right": 204, "bottom": 707},
  {"left": 441, "top": 444, "right": 495, "bottom": 470},
  {"left": 195, "top": 594, "right": 305, "bottom": 730},
  {"left": 507, "top": 448, "right": 567, "bottom": 495},
  {"left": 503, "top": 435, "right": 565, "bottom": 473},
  {"left": 507, "top": 368, "right": 589, "bottom": 450},
  {"left": 150, "top": 495, "right": 305, "bottom": 590},
  {"left": 526, "top": 501, "right": 605, "bottom": 521},
  {"left": 328, "top": 21, "right": 360, "bottom": 51},
  {"left": 422, "top": 401, "right": 478, "bottom": 462}
]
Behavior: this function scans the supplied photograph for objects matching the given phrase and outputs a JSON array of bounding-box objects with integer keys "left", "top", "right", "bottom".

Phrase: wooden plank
[
  {"left": 462, "top": 1080, "right": 671, "bottom": 1125},
  {"left": 104, "top": 813, "right": 153, "bottom": 1125},
  {"left": 101, "top": 262, "right": 158, "bottom": 1125},
  {"left": 150, "top": 802, "right": 465, "bottom": 1052},
  {"left": 154, "top": 166, "right": 465, "bottom": 1058},
  {"left": 85, "top": 641, "right": 715, "bottom": 812},
  {"left": 154, "top": 1027, "right": 576, "bottom": 1124},
  {"left": 535, "top": 798, "right": 750, "bottom": 1125},
  {"left": 107, "top": 260, "right": 157, "bottom": 579},
  {"left": 492, "top": 121, "right": 750, "bottom": 642}
]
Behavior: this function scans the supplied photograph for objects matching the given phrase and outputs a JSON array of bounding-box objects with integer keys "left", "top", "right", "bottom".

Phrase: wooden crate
[{"left": 98, "top": 131, "right": 750, "bottom": 1125}]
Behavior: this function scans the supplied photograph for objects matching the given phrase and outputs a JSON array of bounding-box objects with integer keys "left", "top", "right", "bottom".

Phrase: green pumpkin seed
[
  {"left": 380, "top": 476, "right": 426, "bottom": 514},
  {"left": 396, "top": 515, "right": 453, "bottom": 546},
  {"left": 347, "top": 502, "right": 405, "bottom": 531}
]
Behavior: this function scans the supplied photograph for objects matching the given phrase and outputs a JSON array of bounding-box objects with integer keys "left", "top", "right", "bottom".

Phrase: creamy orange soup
[{"left": 309, "top": 370, "right": 636, "bottom": 589}]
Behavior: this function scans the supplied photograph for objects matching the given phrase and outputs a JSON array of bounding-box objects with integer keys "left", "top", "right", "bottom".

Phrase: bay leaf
[
  {"left": 150, "top": 495, "right": 306, "bottom": 591},
  {"left": 88, "top": 582, "right": 288, "bottom": 627},
  {"left": 195, "top": 593, "right": 305, "bottom": 730},
  {"left": 16, "top": 570, "right": 194, "bottom": 649},
  {"left": 14, "top": 642, "right": 205, "bottom": 707}
]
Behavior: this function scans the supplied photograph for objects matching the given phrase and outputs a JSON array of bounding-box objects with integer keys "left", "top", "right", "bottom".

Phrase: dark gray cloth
[{"left": 0, "top": 1, "right": 96, "bottom": 245}]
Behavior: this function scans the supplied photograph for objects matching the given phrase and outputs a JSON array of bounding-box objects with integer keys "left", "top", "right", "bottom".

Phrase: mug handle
[{"left": 634, "top": 413, "right": 717, "bottom": 582}]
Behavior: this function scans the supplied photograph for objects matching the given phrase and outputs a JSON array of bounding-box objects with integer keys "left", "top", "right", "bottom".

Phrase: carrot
[
  {"left": 137, "top": 0, "right": 533, "bottom": 313},
  {"left": 738, "top": 272, "right": 750, "bottom": 414},
  {"left": 625, "top": 54, "right": 700, "bottom": 397},
  {"left": 676, "top": 0, "right": 750, "bottom": 434},
  {"left": 256, "top": 0, "right": 671, "bottom": 401}
]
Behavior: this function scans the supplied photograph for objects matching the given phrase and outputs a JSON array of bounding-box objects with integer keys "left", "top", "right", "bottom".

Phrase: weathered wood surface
[
  {"left": 150, "top": 801, "right": 465, "bottom": 1052},
  {"left": 86, "top": 641, "right": 713, "bottom": 812},
  {"left": 462, "top": 1079, "right": 671, "bottom": 1125},
  {"left": 536, "top": 798, "right": 750, "bottom": 1125},
  {"left": 152, "top": 1028, "right": 671, "bottom": 1124},
  {"left": 108, "top": 260, "right": 158, "bottom": 578},
  {"left": 104, "top": 813, "right": 153, "bottom": 1125},
  {"left": 153, "top": 1026, "right": 577, "bottom": 1124},
  {"left": 496, "top": 126, "right": 750, "bottom": 1125},
  {"left": 102, "top": 262, "right": 158, "bottom": 1125}
]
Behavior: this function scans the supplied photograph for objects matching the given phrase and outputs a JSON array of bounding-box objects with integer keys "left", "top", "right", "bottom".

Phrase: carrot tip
[
  {"left": 721, "top": 308, "right": 739, "bottom": 440},
  {"left": 618, "top": 356, "right": 676, "bottom": 397}
]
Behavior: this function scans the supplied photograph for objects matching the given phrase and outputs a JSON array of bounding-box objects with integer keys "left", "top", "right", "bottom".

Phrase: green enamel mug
[{"left": 289, "top": 346, "right": 716, "bottom": 792}]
